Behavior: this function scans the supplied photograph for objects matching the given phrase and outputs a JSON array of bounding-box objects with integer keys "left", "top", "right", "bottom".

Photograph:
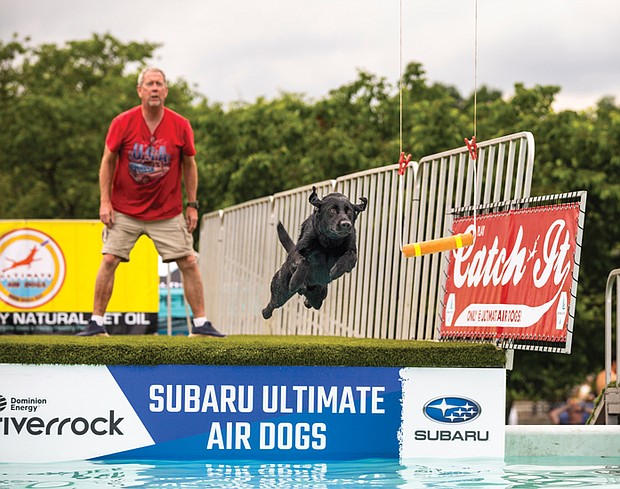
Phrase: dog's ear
[
  {"left": 309, "top": 186, "right": 322, "bottom": 209},
  {"left": 353, "top": 197, "right": 368, "bottom": 216}
]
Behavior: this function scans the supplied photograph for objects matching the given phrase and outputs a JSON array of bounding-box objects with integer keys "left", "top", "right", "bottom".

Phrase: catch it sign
[{"left": 440, "top": 193, "right": 586, "bottom": 353}]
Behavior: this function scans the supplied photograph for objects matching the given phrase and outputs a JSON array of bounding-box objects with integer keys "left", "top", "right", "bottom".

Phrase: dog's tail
[{"left": 277, "top": 221, "right": 295, "bottom": 253}]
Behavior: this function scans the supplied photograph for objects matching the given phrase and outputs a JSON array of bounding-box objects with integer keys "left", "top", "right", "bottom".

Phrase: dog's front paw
[
  {"left": 329, "top": 263, "right": 353, "bottom": 280},
  {"left": 289, "top": 259, "right": 310, "bottom": 292},
  {"left": 330, "top": 252, "right": 357, "bottom": 280}
]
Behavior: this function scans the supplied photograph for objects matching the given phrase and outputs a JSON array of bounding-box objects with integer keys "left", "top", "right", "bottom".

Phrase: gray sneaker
[
  {"left": 75, "top": 320, "right": 109, "bottom": 336},
  {"left": 189, "top": 321, "right": 226, "bottom": 337}
]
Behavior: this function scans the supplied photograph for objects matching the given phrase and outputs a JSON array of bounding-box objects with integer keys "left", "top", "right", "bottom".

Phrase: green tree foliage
[
  {"left": 505, "top": 97, "right": 620, "bottom": 403},
  {"left": 1, "top": 35, "right": 619, "bottom": 402}
]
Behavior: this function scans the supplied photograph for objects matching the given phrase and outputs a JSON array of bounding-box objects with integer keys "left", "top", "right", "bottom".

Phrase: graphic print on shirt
[{"left": 128, "top": 138, "right": 171, "bottom": 184}]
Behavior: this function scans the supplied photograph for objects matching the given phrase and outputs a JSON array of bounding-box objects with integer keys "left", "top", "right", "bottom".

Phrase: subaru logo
[{"left": 423, "top": 396, "right": 481, "bottom": 424}]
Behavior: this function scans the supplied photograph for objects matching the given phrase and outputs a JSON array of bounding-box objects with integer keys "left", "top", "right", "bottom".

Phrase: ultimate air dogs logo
[{"left": 0, "top": 229, "right": 66, "bottom": 309}]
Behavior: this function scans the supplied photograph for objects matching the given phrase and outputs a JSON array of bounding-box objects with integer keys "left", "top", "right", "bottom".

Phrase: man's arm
[
  {"left": 99, "top": 145, "right": 118, "bottom": 228},
  {"left": 182, "top": 154, "right": 199, "bottom": 233}
]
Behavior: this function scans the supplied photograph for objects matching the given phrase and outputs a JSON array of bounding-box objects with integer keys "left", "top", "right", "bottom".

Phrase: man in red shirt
[{"left": 76, "top": 67, "right": 224, "bottom": 337}]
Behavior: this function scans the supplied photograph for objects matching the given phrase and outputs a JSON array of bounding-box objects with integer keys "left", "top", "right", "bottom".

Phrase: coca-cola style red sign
[{"left": 441, "top": 203, "right": 581, "bottom": 344}]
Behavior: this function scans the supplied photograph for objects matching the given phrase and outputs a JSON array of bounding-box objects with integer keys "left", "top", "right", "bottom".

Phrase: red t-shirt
[{"left": 105, "top": 106, "right": 196, "bottom": 220}]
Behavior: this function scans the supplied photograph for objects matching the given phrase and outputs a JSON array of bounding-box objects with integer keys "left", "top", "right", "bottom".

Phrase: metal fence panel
[{"left": 198, "top": 132, "right": 535, "bottom": 338}]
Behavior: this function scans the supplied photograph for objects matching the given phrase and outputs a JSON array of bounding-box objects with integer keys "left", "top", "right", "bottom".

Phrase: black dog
[{"left": 262, "top": 187, "right": 367, "bottom": 319}]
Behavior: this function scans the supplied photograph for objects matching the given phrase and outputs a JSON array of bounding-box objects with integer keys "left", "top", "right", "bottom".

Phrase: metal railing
[
  {"left": 606, "top": 269, "right": 620, "bottom": 386},
  {"left": 198, "top": 132, "right": 535, "bottom": 338},
  {"left": 604, "top": 269, "right": 620, "bottom": 424}
]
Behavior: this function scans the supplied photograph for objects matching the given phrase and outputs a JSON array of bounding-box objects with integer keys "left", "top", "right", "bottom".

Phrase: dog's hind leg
[
  {"left": 262, "top": 269, "right": 296, "bottom": 319},
  {"left": 262, "top": 287, "right": 295, "bottom": 319},
  {"left": 303, "top": 285, "right": 328, "bottom": 310},
  {"left": 262, "top": 287, "right": 295, "bottom": 318},
  {"left": 262, "top": 305, "right": 274, "bottom": 319}
]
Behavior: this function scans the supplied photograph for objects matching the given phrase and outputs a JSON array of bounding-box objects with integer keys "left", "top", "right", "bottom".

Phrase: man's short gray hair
[{"left": 137, "top": 67, "right": 167, "bottom": 87}]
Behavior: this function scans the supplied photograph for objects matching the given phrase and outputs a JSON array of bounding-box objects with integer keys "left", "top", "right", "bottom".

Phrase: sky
[{"left": 1, "top": 0, "right": 619, "bottom": 111}]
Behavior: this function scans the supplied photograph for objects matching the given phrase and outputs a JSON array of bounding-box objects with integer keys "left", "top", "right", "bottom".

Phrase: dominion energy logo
[{"left": 0, "top": 229, "right": 66, "bottom": 308}]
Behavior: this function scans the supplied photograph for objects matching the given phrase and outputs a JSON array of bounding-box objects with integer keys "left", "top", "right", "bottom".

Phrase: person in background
[
  {"left": 76, "top": 67, "right": 225, "bottom": 338},
  {"left": 595, "top": 352, "right": 617, "bottom": 396},
  {"left": 549, "top": 382, "right": 594, "bottom": 425}
]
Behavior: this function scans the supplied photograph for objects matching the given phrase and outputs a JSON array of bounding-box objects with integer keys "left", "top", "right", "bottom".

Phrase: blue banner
[{"left": 105, "top": 365, "right": 402, "bottom": 460}]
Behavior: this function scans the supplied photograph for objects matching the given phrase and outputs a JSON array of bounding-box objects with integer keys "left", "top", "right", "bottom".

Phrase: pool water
[{"left": 2, "top": 457, "right": 620, "bottom": 488}]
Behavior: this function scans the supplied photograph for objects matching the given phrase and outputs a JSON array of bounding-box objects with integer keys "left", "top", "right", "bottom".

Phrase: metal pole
[
  {"left": 166, "top": 263, "right": 172, "bottom": 336},
  {"left": 616, "top": 275, "right": 620, "bottom": 388}
]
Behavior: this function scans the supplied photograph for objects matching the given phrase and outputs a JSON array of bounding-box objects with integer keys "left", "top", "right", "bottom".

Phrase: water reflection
[
  {"left": 400, "top": 458, "right": 620, "bottom": 488},
  {"left": 2, "top": 457, "right": 620, "bottom": 488},
  {"left": 0, "top": 459, "right": 405, "bottom": 488}
]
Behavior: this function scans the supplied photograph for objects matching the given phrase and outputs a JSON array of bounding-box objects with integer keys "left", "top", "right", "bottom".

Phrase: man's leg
[
  {"left": 177, "top": 254, "right": 225, "bottom": 337},
  {"left": 176, "top": 254, "right": 205, "bottom": 318},
  {"left": 148, "top": 214, "right": 225, "bottom": 337},
  {"left": 76, "top": 254, "right": 121, "bottom": 336},
  {"left": 93, "top": 254, "right": 122, "bottom": 315}
]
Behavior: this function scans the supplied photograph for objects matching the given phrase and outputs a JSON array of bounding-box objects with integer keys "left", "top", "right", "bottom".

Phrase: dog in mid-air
[{"left": 262, "top": 186, "right": 368, "bottom": 319}]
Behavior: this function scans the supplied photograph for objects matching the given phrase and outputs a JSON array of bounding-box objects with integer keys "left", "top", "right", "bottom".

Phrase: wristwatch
[{"left": 186, "top": 201, "right": 200, "bottom": 210}]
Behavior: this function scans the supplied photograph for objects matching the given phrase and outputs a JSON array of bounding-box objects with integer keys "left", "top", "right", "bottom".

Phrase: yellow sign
[{"left": 0, "top": 220, "right": 158, "bottom": 313}]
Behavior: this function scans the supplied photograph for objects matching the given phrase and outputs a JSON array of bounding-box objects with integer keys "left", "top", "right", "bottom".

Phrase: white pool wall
[{"left": 506, "top": 425, "right": 620, "bottom": 457}]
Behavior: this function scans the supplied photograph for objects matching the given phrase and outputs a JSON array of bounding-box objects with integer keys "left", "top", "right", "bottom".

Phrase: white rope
[
  {"left": 397, "top": 0, "right": 404, "bottom": 252},
  {"left": 399, "top": 0, "right": 404, "bottom": 156},
  {"left": 397, "top": 0, "right": 411, "bottom": 253},
  {"left": 398, "top": 170, "right": 404, "bottom": 251},
  {"left": 473, "top": 0, "right": 478, "bottom": 142},
  {"left": 471, "top": 0, "right": 479, "bottom": 239}
]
